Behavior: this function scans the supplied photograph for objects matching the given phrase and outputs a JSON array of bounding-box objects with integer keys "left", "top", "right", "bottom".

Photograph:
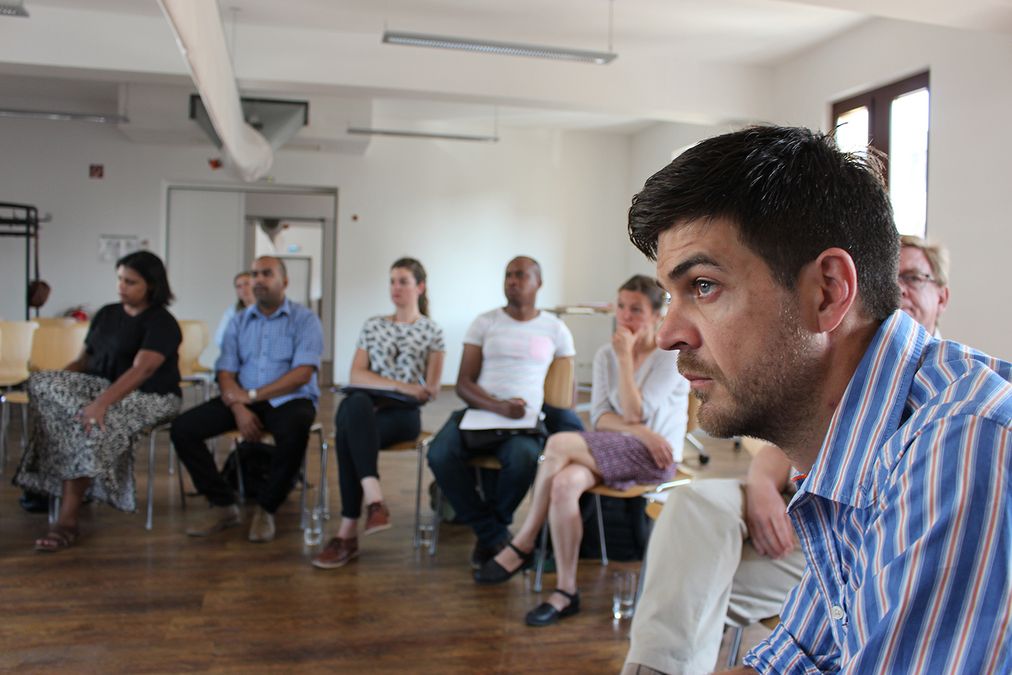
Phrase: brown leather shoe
[
  {"left": 312, "top": 536, "right": 359, "bottom": 569},
  {"left": 363, "top": 501, "right": 391, "bottom": 536},
  {"left": 248, "top": 506, "right": 276, "bottom": 543}
]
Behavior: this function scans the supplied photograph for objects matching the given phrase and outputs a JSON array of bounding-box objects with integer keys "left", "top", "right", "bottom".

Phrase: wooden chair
[
  {"left": 0, "top": 320, "right": 39, "bottom": 470},
  {"left": 177, "top": 320, "right": 212, "bottom": 402},
  {"left": 318, "top": 429, "right": 435, "bottom": 549},
  {"left": 727, "top": 616, "right": 780, "bottom": 667},
  {"left": 531, "top": 470, "right": 695, "bottom": 592},
  {"left": 684, "top": 394, "right": 709, "bottom": 465},
  {"left": 222, "top": 422, "right": 329, "bottom": 531},
  {"left": 426, "top": 356, "right": 576, "bottom": 555}
]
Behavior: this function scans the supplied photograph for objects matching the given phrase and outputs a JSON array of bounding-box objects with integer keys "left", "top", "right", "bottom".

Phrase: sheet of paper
[{"left": 459, "top": 407, "right": 542, "bottom": 430}]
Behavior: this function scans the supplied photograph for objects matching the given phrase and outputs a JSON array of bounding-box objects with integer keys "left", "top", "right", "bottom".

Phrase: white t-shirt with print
[{"left": 463, "top": 308, "right": 575, "bottom": 412}]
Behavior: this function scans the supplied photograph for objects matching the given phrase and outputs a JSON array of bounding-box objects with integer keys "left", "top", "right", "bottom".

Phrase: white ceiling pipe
[{"left": 158, "top": 0, "right": 272, "bottom": 182}]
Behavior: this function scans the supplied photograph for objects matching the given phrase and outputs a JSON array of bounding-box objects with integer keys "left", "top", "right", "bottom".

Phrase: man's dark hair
[
  {"left": 116, "top": 250, "right": 174, "bottom": 307},
  {"left": 628, "top": 125, "right": 900, "bottom": 321}
]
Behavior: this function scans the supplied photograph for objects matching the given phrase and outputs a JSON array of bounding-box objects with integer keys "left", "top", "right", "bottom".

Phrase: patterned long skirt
[{"left": 13, "top": 371, "right": 180, "bottom": 512}]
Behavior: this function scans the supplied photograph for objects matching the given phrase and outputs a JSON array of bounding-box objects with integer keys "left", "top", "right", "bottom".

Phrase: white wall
[
  {"left": 772, "top": 18, "right": 1012, "bottom": 359},
  {"left": 0, "top": 119, "right": 633, "bottom": 382},
  {"left": 626, "top": 121, "right": 729, "bottom": 277}
]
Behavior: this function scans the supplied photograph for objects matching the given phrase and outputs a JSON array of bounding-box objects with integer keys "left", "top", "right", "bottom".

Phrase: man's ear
[
  {"left": 937, "top": 285, "right": 950, "bottom": 315},
  {"left": 798, "top": 248, "right": 859, "bottom": 334}
]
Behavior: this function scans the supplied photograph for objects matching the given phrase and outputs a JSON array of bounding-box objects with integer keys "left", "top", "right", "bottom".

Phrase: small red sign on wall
[{"left": 89, "top": 164, "right": 104, "bottom": 179}]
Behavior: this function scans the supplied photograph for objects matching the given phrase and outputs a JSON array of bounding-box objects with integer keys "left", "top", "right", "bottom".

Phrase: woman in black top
[{"left": 15, "top": 251, "right": 182, "bottom": 551}]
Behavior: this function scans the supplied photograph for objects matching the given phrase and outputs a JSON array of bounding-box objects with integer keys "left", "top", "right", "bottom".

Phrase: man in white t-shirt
[{"left": 428, "top": 256, "right": 578, "bottom": 569}]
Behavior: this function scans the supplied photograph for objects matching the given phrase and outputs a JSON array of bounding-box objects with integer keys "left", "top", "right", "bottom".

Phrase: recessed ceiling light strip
[
  {"left": 382, "top": 31, "right": 616, "bottom": 65},
  {"left": 347, "top": 126, "right": 499, "bottom": 142}
]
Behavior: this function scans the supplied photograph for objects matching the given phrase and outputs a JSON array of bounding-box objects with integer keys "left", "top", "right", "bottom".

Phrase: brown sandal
[{"left": 34, "top": 524, "right": 79, "bottom": 552}]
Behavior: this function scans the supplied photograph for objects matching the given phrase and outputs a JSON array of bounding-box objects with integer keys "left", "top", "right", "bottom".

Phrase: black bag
[
  {"left": 460, "top": 418, "right": 549, "bottom": 452},
  {"left": 221, "top": 441, "right": 274, "bottom": 500},
  {"left": 578, "top": 492, "right": 651, "bottom": 561}
]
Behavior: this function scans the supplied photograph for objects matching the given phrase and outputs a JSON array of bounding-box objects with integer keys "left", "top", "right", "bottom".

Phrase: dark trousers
[
  {"left": 427, "top": 404, "right": 584, "bottom": 549},
  {"left": 334, "top": 391, "right": 420, "bottom": 519},
  {"left": 169, "top": 397, "right": 316, "bottom": 513}
]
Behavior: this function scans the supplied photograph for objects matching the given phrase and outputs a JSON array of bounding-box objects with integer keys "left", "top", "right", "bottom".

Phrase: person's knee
[
  {"left": 336, "top": 392, "right": 371, "bottom": 423},
  {"left": 549, "top": 469, "right": 587, "bottom": 504}
]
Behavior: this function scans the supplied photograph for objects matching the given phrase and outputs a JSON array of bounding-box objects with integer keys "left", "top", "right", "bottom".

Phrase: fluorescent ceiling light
[
  {"left": 382, "top": 31, "right": 616, "bottom": 65},
  {"left": 0, "top": 1, "right": 28, "bottom": 17},
  {"left": 348, "top": 126, "right": 498, "bottom": 143},
  {"left": 0, "top": 108, "right": 128, "bottom": 124}
]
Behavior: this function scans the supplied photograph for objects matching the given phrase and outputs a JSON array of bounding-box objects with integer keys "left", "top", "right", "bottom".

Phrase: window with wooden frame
[{"left": 832, "top": 71, "right": 930, "bottom": 237}]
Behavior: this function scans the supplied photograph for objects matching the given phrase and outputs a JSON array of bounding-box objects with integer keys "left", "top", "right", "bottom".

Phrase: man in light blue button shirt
[{"left": 171, "top": 256, "right": 323, "bottom": 543}]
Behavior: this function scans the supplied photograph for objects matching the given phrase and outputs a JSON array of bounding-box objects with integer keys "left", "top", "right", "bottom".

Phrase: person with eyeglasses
[{"left": 898, "top": 234, "right": 949, "bottom": 336}]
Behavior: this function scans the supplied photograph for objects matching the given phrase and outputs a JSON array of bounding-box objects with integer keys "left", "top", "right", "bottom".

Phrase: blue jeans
[{"left": 427, "top": 404, "right": 584, "bottom": 548}]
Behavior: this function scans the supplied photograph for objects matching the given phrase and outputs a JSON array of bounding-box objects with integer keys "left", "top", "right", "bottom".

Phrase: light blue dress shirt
[{"left": 215, "top": 298, "right": 323, "bottom": 407}]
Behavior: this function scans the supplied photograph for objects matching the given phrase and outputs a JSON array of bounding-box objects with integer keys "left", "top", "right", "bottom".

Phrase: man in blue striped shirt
[
  {"left": 172, "top": 256, "right": 323, "bottom": 544},
  {"left": 628, "top": 126, "right": 1011, "bottom": 674}
]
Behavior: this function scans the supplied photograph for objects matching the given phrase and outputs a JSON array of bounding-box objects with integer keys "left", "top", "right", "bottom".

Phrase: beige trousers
[{"left": 623, "top": 479, "right": 805, "bottom": 675}]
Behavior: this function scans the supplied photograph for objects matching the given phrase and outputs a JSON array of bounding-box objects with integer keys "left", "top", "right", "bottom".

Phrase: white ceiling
[{"left": 2, "top": 0, "right": 1011, "bottom": 137}]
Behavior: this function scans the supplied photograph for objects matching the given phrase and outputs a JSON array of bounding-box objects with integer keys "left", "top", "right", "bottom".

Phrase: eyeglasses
[{"left": 898, "top": 272, "right": 938, "bottom": 290}]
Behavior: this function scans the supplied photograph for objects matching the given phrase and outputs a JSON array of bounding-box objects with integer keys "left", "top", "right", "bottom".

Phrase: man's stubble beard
[{"left": 681, "top": 298, "right": 824, "bottom": 449}]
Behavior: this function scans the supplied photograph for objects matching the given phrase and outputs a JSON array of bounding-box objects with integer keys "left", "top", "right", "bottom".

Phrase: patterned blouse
[{"left": 356, "top": 315, "right": 445, "bottom": 385}]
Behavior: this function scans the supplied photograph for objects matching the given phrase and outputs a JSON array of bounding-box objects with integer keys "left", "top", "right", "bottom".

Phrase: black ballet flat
[
  {"left": 473, "top": 542, "right": 534, "bottom": 585},
  {"left": 525, "top": 588, "right": 580, "bottom": 627}
]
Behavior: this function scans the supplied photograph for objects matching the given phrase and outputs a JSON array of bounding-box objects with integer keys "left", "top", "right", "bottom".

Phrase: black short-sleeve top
[{"left": 84, "top": 303, "right": 182, "bottom": 396}]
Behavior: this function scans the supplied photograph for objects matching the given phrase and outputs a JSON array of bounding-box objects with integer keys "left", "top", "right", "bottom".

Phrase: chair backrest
[
  {"left": 177, "top": 320, "right": 210, "bottom": 377},
  {"left": 29, "top": 324, "right": 89, "bottom": 371},
  {"left": 33, "top": 317, "right": 78, "bottom": 327},
  {"left": 686, "top": 394, "right": 700, "bottom": 434},
  {"left": 543, "top": 356, "right": 575, "bottom": 409},
  {"left": 0, "top": 321, "right": 39, "bottom": 383}
]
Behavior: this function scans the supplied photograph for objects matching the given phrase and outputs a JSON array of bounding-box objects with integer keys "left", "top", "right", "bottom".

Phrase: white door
[{"left": 166, "top": 188, "right": 245, "bottom": 367}]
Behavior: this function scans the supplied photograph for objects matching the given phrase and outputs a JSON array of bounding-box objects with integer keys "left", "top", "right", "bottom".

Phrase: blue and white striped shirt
[
  {"left": 216, "top": 298, "right": 323, "bottom": 407},
  {"left": 745, "top": 310, "right": 1011, "bottom": 674}
]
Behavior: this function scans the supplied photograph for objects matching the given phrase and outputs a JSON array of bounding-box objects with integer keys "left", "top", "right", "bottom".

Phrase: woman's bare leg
[
  {"left": 547, "top": 463, "right": 597, "bottom": 610},
  {"left": 492, "top": 432, "right": 600, "bottom": 571},
  {"left": 56, "top": 477, "right": 91, "bottom": 529}
]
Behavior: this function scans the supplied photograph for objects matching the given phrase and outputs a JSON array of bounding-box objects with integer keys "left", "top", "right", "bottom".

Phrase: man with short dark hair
[
  {"left": 628, "top": 126, "right": 1010, "bottom": 673},
  {"left": 427, "top": 256, "right": 581, "bottom": 569},
  {"left": 171, "top": 255, "right": 323, "bottom": 543}
]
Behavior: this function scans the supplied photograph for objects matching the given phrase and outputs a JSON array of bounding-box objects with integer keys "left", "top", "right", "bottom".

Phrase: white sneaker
[{"left": 248, "top": 506, "right": 276, "bottom": 543}]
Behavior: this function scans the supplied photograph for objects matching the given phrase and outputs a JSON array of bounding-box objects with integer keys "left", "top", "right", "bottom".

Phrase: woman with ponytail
[{"left": 313, "top": 257, "right": 445, "bottom": 569}]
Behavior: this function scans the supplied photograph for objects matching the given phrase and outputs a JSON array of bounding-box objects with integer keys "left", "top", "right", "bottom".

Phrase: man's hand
[
  {"left": 223, "top": 388, "right": 251, "bottom": 406},
  {"left": 744, "top": 479, "right": 796, "bottom": 559},
  {"left": 631, "top": 427, "right": 675, "bottom": 469},
  {"left": 498, "top": 398, "right": 527, "bottom": 419},
  {"left": 231, "top": 404, "right": 263, "bottom": 443}
]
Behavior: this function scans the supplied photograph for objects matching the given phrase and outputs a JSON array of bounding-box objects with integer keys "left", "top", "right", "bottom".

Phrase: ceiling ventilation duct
[{"left": 189, "top": 95, "right": 308, "bottom": 152}]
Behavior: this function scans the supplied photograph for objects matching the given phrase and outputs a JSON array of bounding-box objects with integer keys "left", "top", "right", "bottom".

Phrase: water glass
[
  {"left": 612, "top": 570, "right": 638, "bottom": 620},
  {"left": 303, "top": 505, "right": 323, "bottom": 547}
]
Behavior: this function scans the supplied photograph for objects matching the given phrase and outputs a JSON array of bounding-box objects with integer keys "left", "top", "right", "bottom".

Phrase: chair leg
[
  {"left": 595, "top": 493, "right": 609, "bottom": 566},
  {"left": 234, "top": 440, "right": 246, "bottom": 504},
  {"left": 533, "top": 521, "right": 550, "bottom": 593},
  {"left": 49, "top": 494, "right": 61, "bottom": 525},
  {"left": 0, "top": 398, "right": 8, "bottom": 472},
  {"left": 413, "top": 438, "right": 424, "bottom": 550},
  {"left": 174, "top": 441, "right": 187, "bottom": 510},
  {"left": 317, "top": 431, "right": 329, "bottom": 520},
  {"left": 727, "top": 626, "right": 744, "bottom": 667},
  {"left": 19, "top": 404, "right": 28, "bottom": 452},
  {"left": 299, "top": 453, "right": 309, "bottom": 530},
  {"left": 146, "top": 429, "right": 156, "bottom": 530},
  {"left": 430, "top": 483, "right": 442, "bottom": 556}
]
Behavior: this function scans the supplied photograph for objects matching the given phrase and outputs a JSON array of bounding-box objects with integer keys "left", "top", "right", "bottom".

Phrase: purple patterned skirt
[{"left": 580, "top": 431, "right": 677, "bottom": 490}]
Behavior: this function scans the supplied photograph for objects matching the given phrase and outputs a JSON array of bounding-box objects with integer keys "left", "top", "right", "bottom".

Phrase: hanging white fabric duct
[{"left": 158, "top": 0, "right": 273, "bottom": 182}]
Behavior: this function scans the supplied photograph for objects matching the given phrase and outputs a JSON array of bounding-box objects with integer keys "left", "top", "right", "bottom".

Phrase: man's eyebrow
[{"left": 666, "top": 254, "right": 722, "bottom": 282}]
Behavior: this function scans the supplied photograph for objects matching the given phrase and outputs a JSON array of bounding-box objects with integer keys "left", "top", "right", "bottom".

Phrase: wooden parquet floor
[{"left": 0, "top": 389, "right": 753, "bottom": 674}]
